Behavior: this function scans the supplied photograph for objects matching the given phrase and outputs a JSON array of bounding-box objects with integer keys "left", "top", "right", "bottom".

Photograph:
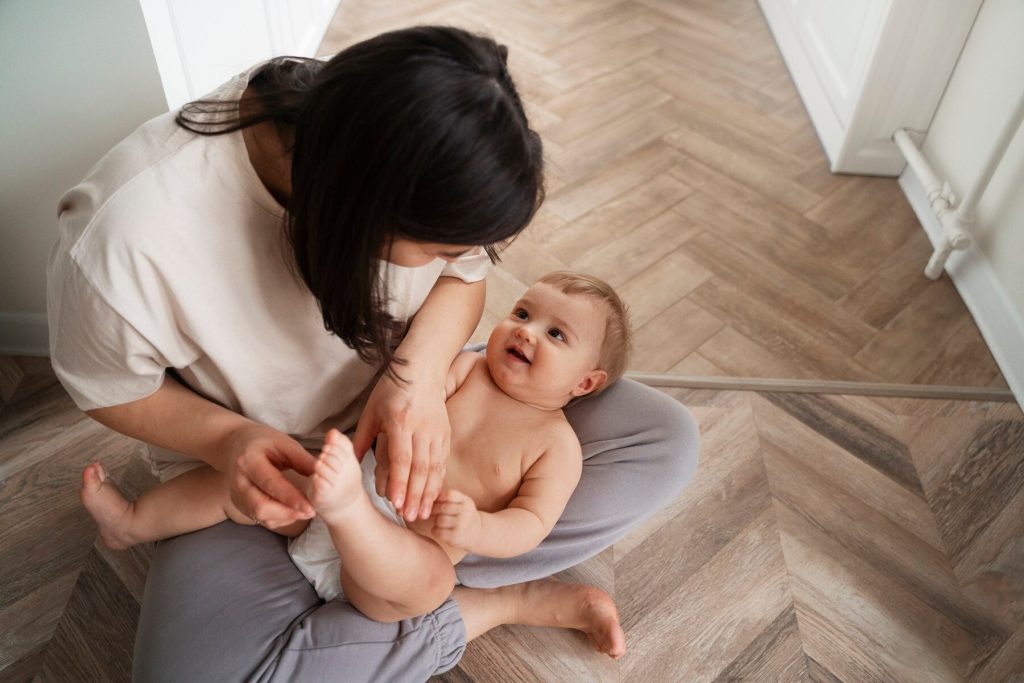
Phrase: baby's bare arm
[
  {"left": 444, "top": 351, "right": 484, "bottom": 400},
  {"left": 455, "top": 428, "right": 582, "bottom": 558}
]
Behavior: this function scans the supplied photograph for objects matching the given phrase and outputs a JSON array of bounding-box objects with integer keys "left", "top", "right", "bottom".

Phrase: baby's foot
[
  {"left": 308, "top": 430, "right": 365, "bottom": 525},
  {"left": 79, "top": 462, "right": 136, "bottom": 550},
  {"left": 518, "top": 578, "right": 626, "bottom": 659}
]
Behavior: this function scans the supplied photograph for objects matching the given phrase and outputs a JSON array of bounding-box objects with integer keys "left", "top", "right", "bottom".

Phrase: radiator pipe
[{"left": 894, "top": 90, "right": 1024, "bottom": 279}]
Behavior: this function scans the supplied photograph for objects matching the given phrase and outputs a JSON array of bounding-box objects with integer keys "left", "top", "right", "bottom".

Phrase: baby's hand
[{"left": 431, "top": 489, "right": 481, "bottom": 552}]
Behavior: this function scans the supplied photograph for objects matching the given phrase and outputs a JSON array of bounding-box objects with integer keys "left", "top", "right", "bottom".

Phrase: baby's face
[{"left": 485, "top": 282, "right": 608, "bottom": 409}]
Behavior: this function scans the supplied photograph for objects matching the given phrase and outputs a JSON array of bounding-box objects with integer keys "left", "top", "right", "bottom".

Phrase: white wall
[
  {"left": 0, "top": 0, "right": 168, "bottom": 355},
  {"left": 0, "top": 0, "right": 340, "bottom": 356},
  {"left": 898, "top": 0, "right": 1024, "bottom": 405},
  {"left": 919, "top": 0, "right": 1024, "bottom": 302},
  {"left": 140, "top": 0, "right": 340, "bottom": 110}
]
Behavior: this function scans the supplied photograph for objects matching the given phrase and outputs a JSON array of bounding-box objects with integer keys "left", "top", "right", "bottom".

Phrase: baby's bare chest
[{"left": 442, "top": 382, "right": 550, "bottom": 512}]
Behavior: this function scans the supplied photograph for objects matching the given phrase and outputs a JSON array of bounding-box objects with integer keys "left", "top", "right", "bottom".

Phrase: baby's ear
[{"left": 571, "top": 369, "right": 608, "bottom": 398}]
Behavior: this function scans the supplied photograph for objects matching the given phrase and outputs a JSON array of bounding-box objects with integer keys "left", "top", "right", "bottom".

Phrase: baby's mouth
[{"left": 508, "top": 347, "right": 530, "bottom": 364}]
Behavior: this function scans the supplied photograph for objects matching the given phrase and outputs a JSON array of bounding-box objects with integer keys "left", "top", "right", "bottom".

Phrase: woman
[{"left": 49, "top": 26, "right": 698, "bottom": 681}]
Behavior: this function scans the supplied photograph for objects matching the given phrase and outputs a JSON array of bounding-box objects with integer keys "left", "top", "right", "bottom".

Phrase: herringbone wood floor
[
  {"left": 3, "top": 360, "right": 1023, "bottom": 681},
  {"left": 3, "top": 0, "right": 1022, "bottom": 681},
  {"left": 318, "top": 0, "right": 1006, "bottom": 390}
]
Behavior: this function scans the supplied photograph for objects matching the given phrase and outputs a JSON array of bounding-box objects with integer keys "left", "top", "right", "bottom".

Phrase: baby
[{"left": 81, "top": 271, "right": 631, "bottom": 655}]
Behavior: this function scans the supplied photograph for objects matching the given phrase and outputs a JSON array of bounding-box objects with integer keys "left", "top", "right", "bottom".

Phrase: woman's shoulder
[
  {"left": 59, "top": 125, "right": 276, "bottom": 265},
  {"left": 58, "top": 114, "right": 207, "bottom": 239},
  {"left": 56, "top": 68, "right": 271, "bottom": 252}
]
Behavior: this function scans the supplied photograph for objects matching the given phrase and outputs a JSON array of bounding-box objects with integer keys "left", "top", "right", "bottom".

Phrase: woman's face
[{"left": 383, "top": 238, "right": 474, "bottom": 267}]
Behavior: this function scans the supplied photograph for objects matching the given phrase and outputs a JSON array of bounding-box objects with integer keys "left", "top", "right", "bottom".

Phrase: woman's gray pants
[{"left": 132, "top": 379, "right": 700, "bottom": 682}]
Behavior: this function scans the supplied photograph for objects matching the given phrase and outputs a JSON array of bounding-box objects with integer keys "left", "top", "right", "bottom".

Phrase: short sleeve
[
  {"left": 439, "top": 246, "right": 491, "bottom": 283},
  {"left": 48, "top": 258, "right": 169, "bottom": 411}
]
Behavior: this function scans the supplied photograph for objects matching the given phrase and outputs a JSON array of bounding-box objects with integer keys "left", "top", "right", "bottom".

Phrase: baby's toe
[
  {"left": 82, "top": 462, "right": 107, "bottom": 491},
  {"left": 315, "top": 452, "right": 340, "bottom": 477},
  {"left": 309, "top": 472, "right": 333, "bottom": 500}
]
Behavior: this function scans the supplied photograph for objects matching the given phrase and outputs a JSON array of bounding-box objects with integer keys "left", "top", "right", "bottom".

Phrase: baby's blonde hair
[{"left": 536, "top": 271, "right": 632, "bottom": 397}]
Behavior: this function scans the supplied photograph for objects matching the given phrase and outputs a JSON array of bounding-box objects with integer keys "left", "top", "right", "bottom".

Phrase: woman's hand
[
  {"left": 225, "top": 422, "right": 317, "bottom": 529},
  {"left": 86, "top": 375, "right": 314, "bottom": 530},
  {"left": 353, "top": 369, "right": 450, "bottom": 523}
]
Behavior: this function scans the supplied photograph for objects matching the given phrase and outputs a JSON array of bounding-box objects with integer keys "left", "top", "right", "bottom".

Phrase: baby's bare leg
[
  {"left": 309, "top": 431, "right": 455, "bottom": 621},
  {"left": 453, "top": 579, "right": 625, "bottom": 659},
  {"left": 80, "top": 462, "right": 251, "bottom": 549}
]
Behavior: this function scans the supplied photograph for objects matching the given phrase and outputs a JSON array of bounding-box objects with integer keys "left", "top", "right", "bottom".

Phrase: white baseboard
[
  {"left": 898, "top": 169, "right": 1024, "bottom": 411},
  {"left": 0, "top": 311, "right": 49, "bottom": 357}
]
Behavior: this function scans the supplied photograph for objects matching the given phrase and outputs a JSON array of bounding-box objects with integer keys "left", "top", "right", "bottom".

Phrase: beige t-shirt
[{"left": 47, "top": 71, "right": 490, "bottom": 467}]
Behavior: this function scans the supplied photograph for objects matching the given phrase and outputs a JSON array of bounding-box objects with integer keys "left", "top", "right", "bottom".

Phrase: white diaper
[{"left": 288, "top": 449, "right": 405, "bottom": 601}]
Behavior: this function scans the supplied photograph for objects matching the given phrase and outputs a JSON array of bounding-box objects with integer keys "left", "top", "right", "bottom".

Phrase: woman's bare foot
[
  {"left": 307, "top": 429, "right": 365, "bottom": 525},
  {"left": 79, "top": 462, "right": 136, "bottom": 550},
  {"left": 517, "top": 578, "right": 626, "bottom": 659},
  {"left": 456, "top": 578, "right": 626, "bottom": 659}
]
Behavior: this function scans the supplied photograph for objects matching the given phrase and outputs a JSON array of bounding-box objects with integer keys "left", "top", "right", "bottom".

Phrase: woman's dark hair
[{"left": 177, "top": 26, "right": 544, "bottom": 375}]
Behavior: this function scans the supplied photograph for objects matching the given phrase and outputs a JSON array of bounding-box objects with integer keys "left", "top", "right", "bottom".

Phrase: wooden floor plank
[
  {"left": 686, "top": 278, "right": 882, "bottom": 382},
  {"left": 616, "top": 397, "right": 766, "bottom": 630},
  {"left": 751, "top": 395, "right": 945, "bottom": 550},
  {"left": 568, "top": 208, "right": 701, "bottom": 287},
  {"left": 836, "top": 229, "right": 936, "bottom": 329},
  {"left": 37, "top": 550, "right": 140, "bottom": 683},
  {"left": 710, "top": 607, "right": 810, "bottom": 683},
  {"left": 680, "top": 231, "right": 876, "bottom": 354},
  {"left": 854, "top": 279, "right": 974, "bottom": 381},
  {"left": 622, "top": 508, "right": 792, "bottom": 682},
  {"left": 0, "top": 571, "right": 80, "bottom": 675},
  {"left": 543, "top": 143, "right": 683, "bottom": 223},
  {"left": 541, "top": 171, "right": 691, "bottom": 263},
  {"left": 971, "top": 624, "right": 1024, "bottom": 682},
  {"left": 676, "top": 190, "right": 857, "bottom": 301},
  {"left": 907, "top": 319, "right": 1004, "bottom": 389},
  {"left": 631, "top": 296, "right": 725, "bottom": 372},
  {"left": 664, "top": 124, "right": 822, "bottom": 215},
  {"left": 763, "top": 437, "right": 1006, "bottom": 662},
  {"left": 778, "top": 504, "right": 970, "bottom": 683},
  {"left": 617, "top": 248, "right": 713, "bottom": 328}
]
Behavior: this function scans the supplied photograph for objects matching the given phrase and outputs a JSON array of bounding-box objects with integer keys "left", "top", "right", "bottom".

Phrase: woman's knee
[
  {"left": 652, "top": 394, "right": 700, "bottom": 500},
  {"left": 571, "top": 378, "right": 700, "bottom": 499}
]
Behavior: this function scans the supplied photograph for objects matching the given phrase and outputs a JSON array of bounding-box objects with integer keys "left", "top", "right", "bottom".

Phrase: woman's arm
[
  {"left": 88, "top": 374, "right": 316, "bottom": 527},
  {"left": 352, "top": 276, "right": 485, "bottom": 523}
]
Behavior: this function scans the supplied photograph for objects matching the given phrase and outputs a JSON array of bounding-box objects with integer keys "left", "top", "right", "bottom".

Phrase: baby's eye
[
  {"left": 514, "top": 309, "right": 528, "bottom": 320},
  {"left": 548, "top": 328, "right": 565, "bottom": 341}
]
